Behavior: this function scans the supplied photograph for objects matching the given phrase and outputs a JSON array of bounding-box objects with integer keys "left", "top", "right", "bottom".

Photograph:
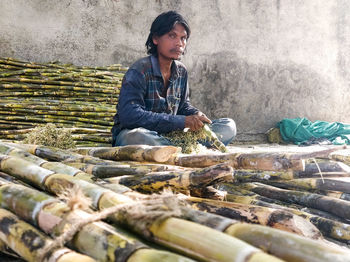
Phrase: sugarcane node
[
  {"left": 21, "top": 229, "right": 46, "bottom": 252},
  {"left": 189, "top": 163, "right": 234, "bottom": 187},
  {"left": 0, "top": 216, "right": 17, "bottom": 235},
  {"left": 190, "top": 186, "right": 227, "bottom": 200}
]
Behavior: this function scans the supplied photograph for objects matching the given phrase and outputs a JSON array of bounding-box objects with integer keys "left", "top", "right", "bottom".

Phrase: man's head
[{"left": 145, "top": 11, "right": 191, "bottom": 59}]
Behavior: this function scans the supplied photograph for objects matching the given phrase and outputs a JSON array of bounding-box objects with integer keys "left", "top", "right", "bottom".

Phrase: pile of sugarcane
[
  {"left": 0, "top": 141, "right": 349, "bottom": 261},
  {"left": 0, "top": 57, "right": 127, "bottom": 147}
]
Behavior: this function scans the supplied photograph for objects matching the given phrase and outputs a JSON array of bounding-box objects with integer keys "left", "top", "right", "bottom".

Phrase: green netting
[{"left": 277, "top": 117, "right": 350, "bottom": 145}]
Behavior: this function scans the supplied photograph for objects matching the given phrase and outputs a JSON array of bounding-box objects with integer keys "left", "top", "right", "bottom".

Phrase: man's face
[{"left": 153, "top": 23, "right": 188, "bottom": 61}]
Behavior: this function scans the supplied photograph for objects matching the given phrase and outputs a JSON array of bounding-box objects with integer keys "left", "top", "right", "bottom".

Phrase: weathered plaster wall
[{"left": 0, "top": 0, "right": 349, "bottom": 140}]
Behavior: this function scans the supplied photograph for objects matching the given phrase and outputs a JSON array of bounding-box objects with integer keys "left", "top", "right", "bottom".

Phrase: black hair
[{"left": 145, "top": 11, "right": 191, "bottom": 56}]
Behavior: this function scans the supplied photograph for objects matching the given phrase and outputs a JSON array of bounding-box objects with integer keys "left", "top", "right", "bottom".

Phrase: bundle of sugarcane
[
  {"left": 0, "top": 154, "right": 283, "bottom": 261},
  {"left": 1, "top": 142, "right": 350, "bottom": 260},
  {"left": 0, "top": 57, "right": 127, "bottom": 146},
  {"left": 0, "top": 178, "right": 195, "bottom": 262},
  {"left": 0, "top": 146, "right": 348, "bottom": 261}
]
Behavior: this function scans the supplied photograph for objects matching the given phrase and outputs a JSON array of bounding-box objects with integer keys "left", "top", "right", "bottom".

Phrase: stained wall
[{"left": 0, "top": 0, "right": 349, "bottom": 140}]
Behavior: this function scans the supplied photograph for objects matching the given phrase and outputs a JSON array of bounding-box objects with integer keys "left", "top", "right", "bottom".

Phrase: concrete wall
[{"left": 0, "top": 0, "right": 349, "bottom": 140}]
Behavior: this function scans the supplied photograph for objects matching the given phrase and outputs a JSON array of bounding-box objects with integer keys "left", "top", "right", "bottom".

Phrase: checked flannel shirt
[{"left": 112, "top": 55, "right": 199, "bottom": 138}]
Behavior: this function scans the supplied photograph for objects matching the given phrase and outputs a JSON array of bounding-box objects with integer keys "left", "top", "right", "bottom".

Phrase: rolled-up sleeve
[{"left": 118, "top": 69, "right": 185, "bottom": 133}]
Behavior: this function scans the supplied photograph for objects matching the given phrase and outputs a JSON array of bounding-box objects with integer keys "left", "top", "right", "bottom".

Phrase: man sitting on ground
[{"left": 112, "top": 11, "right": 236, "bottom": 147}]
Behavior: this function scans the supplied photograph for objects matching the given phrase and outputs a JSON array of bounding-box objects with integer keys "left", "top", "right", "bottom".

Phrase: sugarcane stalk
[
  {"left": 0, "top": 111, "right": 113, "bottom": 124},
  {"left": 0, "top": 99, "right": 115, "bottom": 112},
  {"left": 1, "top": 107, "right": 113, "bottom": 118},
  {"left": 295, "top": 160, "right": 350, "bottom": 177},
  {"left": 65, "top": 160, "right": 189, "bottom": 179},
  {"left": 168, "top": 151, "right": 305, "bottom": 170},
  {"left": 289, "top": 146, "right": 347, "bottom": 159},
  {"left": 331, "top": 149, "right": 350, "bottom": 165},
  {"left": 140, "top": 216, "right": 282, "bottom": 262},
  {"left": 67, "top": 162, "right": 155, "bottom": 177},
  {"left": 199, "top": 124, "right": 227, "bottom": 152},
  {"left": 0, "top": 68, "right": 69, "bottom": 77},
  {"left": 234, "top": 169, "right": 295, "bottom": 182},
  {"left": 0, "top": 77, "right": 118, "bottom": 88},
  {"left": 0, "top": 59, "right": 47, "bottom": 69},
  {"left": 181, "top": 207, "right": 350, "bottom": 262},
  {"left": 323, "top": 190, "right": 350, "bottom": 201},
  {"left": 73, "top": 145, "right": 180, "bottom": 163},
  {"left": 68, "top": 127, "right": 113, "bottom": 134},
  {"left": 224, "top": 223, "right": 350, "bottom": 262},
  {"left": 0, "top": 123, "right": 34, "bottom": 129},
  {"left": 71, "top": 135, "right": 112, "bottom": 143},
  {"left": 74, "top": 142, "right": 112, "bottom": 147},
  {"left": 261, "top": 178, "right": 350, "bottom": 195},
  {"left": 5, "top": 142, "right": 123, "bottom": 163},
  {"left": 234, "top": 166, "right": 350, "bottom": 184},
  {"left": 0, "top": 128, "right": 33, "bottom": 135},
  {"left": 240, "top": 182, "right": 350, "bottom": 220},
  {"left": 48, "top": 75, "right": 122, "bottom": 84},
  {"left": 0, "top": 82, "right": 120, "bottom": 93},
  {"left": 169, "top": 147, "right": 346, "bottom": 169},
  {"left": 2, "top": 95, "right": 118, "bottom": 103},
  {"left": 106, "top": 163, "right": 233, "bottom": 193},
  {"left": 187, "top": 196, "right": 321, "bottom": 239},
  {"left": 0, "top": 90, "right": 118, "bottom": 99},
  {"left": 0, "top": 208, "right": 95, "bottom": 262},
  {"left": 0, "top": 93, "right": 118, "bottom": 103},
  {"left": 236, "top": 152, "right": 306, "bottom": 171},
  {"left": 0, "top": 115, "right": 113, "bottom": 127},
  {"left": 0, "top": 134, "right": 25, "bottom": 140},
  {"left": 0, "top": 64, "right": 23, "bottom": 70},
  {"left": 0, "top": 128, "right": 110, "bottom": 137}
]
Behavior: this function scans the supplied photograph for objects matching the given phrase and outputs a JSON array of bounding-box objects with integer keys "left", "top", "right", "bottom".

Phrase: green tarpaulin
[{"left": 277, "top": 117, "right": 350, "bottom": 145}]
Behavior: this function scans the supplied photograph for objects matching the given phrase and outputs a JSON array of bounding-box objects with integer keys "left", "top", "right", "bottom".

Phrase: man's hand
[{"left": 185, "top": 112, "right": 212, "bottom": 131}]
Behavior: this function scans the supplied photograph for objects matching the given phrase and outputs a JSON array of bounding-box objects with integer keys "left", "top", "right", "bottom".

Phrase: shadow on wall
[{"left": 188, "top": 51, "right": 336, "bottom": 134}]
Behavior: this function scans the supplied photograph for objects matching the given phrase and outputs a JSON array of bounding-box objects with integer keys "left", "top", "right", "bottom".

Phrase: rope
[
  {"left": 311, "top": 158, "right": 324, "bottom": 184},
  {"left": 37, "top": 190, "right": 184, "bottom": 261}
]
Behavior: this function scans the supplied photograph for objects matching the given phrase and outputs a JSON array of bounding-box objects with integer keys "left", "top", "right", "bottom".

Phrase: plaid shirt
[{"left": 112, "top": 55, "right": 199, "bottom": 137}]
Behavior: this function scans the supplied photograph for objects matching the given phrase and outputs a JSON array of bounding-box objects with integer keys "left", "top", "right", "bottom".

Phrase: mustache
[{"left": 170, "top": 48, "right": 185, "bottom": 54}]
